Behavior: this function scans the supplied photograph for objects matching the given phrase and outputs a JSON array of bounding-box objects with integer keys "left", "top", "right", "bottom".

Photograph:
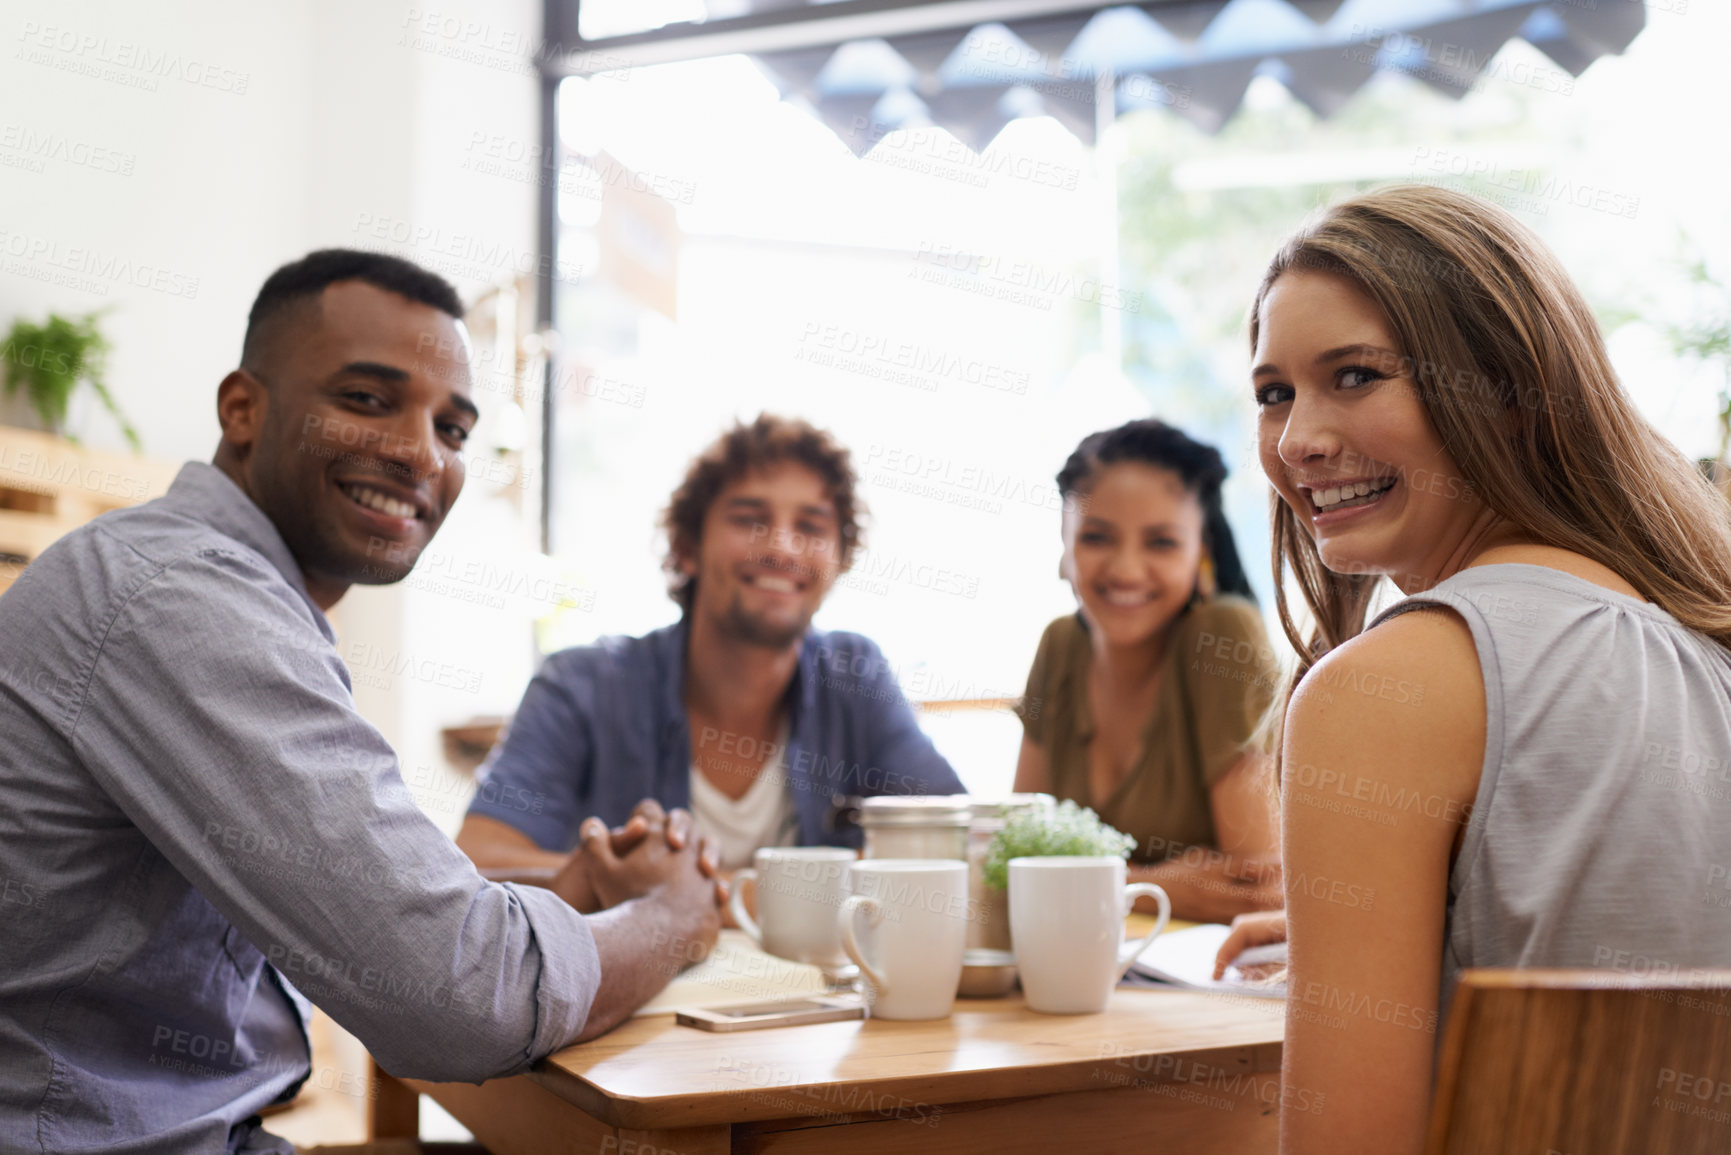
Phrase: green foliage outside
[
  {"left": 1113, "top": 74, "right": 1564, "bottom": 431},
  {"left": 1108, "top": 62, "right": 1731, "bottom": 535},
  {"left": 1662, "top": 254, "right": 1731, "bottom": 461}
]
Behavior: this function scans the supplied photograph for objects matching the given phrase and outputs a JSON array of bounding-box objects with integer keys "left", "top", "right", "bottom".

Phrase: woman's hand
[{"left": 1213, "top": 908, "right": 1287, "bottom": 980}]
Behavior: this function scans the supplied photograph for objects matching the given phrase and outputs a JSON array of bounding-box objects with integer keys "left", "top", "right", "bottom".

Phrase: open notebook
[
  {"left": 1125, "top": 922, "right": 1287, "bottom": 999},
  {"left": 636, "top": 930, "right": 832, "bottom": 1016}
]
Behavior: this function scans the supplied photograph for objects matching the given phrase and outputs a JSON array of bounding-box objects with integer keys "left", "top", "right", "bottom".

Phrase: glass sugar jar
[
  {"left": 964, "top": 794, "right": 1054, "bottom": 953},
  {"left": 858, "top": 796, "right": 972, "bottom": 862}
]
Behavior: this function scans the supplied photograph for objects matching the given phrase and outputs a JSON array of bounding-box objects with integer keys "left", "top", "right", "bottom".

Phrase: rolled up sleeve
[
  {"left": 506, "top": 883, "right": 599, "bottom": 1062},
  {"left": 69, "top": 550, "right": 599, "bottom": 1082}
]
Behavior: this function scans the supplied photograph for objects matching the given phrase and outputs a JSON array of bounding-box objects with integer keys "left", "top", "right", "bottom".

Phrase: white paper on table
[
  {"left": 635, "top": 930, "right": 830, "bottom": 1016},
  {"left": 1124, "top": 922, "right": 1287, "bottom": 999}
]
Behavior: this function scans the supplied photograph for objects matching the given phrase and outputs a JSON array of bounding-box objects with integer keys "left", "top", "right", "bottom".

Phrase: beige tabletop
[
  {"left": 536, "top": 981, "right": 1285, "bottom": 1131},
  {"left": 389, "top": 914, "right": 1287, "bottom": 1149},
  {"left": 393, "top": 925, "right": 1285, "bottom": 1153}
]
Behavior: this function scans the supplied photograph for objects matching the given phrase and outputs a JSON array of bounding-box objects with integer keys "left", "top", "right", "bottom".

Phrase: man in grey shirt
[{"left": 0, "top": 250, "right": 722, "bottom": 1154}]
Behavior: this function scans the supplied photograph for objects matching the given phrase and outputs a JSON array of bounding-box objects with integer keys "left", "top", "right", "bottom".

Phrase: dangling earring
[{"left": 1196, "top": 553, "right": 1217, "bottom": 601}]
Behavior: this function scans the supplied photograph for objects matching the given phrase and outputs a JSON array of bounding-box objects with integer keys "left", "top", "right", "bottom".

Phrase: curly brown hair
[{"left": 661, "top": 414, "right": 865, "bottom": 614}]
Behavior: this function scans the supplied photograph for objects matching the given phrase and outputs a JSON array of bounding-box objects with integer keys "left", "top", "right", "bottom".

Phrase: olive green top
[{"left": 1014, "top": 596, "right": 1279, "bottom": 862}]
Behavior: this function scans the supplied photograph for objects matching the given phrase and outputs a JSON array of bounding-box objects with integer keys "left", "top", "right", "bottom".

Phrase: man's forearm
[
  {"left": 456, "top": 815, "right": 571, "bottom": 873},
  {"left": 473, "top": 855, "right": 594, "bottom": 912},
  {"left": 477, "top": 863, "right": 562, "bottom": 886},
  {"left": 463, "top": 838, "right": 569, "bottom": 872},
  {"left": 578, "top": 896, "right": 712, "bottom": 1041},
  {"left": 457, "top": 816, "right": 598, "bottom": 911}
]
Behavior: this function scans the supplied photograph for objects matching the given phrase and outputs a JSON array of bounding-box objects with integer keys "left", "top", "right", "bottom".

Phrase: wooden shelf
[{"left": 0, "top": 425, "right": 176, "bottom": 596}]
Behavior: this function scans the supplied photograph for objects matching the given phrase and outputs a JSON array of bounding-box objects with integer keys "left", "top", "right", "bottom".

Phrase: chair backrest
[{"left": 1426, "top": 968, "right": 1731, "bottom": 1155}]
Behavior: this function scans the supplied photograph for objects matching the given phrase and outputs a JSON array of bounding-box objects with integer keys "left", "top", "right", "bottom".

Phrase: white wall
[
  {"left": 1, "top": 0, "right": 547, "bottom": 829},
  {"left": 2, "top": 2, "right": 311, "bottom": 456}
]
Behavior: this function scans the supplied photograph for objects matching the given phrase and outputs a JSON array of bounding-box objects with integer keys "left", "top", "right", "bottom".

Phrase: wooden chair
[{"left": 1426, "top": 968, "right": 1731, "bottom": 1155}]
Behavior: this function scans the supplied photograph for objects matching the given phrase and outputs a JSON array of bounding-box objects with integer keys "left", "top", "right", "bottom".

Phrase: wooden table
[{"left": 388, "top": 979, "right": 1285, "bottom": 1153}]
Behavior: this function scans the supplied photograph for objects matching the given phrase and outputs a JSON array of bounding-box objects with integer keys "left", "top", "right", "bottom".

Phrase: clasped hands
[{"left": 550, "top": 799, "right": 728, "bottom": 915}]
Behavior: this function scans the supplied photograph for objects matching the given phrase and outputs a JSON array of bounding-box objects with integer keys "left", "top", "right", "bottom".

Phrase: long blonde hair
[{"left": 1250, "top": 184, "right": 1731, "bottom": 705}]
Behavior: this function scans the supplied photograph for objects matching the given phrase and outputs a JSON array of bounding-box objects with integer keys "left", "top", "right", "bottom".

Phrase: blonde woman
[{"left": 1240, "top": 185, "right": 1731, "bottom": 1154}]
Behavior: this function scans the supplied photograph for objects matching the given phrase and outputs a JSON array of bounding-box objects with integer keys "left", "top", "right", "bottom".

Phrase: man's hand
[
  {"left": 606, "top": 800, "right": 724, "bottom": 882},
  {"left": 537, "top": 800, "right": 729, "bottom": 915},
  {"left": 546, "top": 849, "right": 601, "bottom": 914},
  {"left": 575, "top": 811, "right": 729, "bottom": 1041},
  {"left": 604, "top": 798, "right": 692, "bottom": 860},
  {"left": 581, "top": 806, "right": 723, "bottom": 911}
]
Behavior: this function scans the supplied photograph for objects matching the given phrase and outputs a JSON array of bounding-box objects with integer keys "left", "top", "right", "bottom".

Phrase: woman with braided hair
[{"left": 1012, "top": 419, "right": 1284, "bottom": 922}]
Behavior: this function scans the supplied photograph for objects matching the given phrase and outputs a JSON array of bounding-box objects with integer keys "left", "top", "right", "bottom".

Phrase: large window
[{"left": 540, "top": 3, "right": 1729, "bottom": 792}]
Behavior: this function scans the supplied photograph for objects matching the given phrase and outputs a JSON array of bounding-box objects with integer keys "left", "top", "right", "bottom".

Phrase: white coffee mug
[
  {"left": 837, "top": 859, "right": 969, "bottom": 1020},
  {"left": 1009, "top": 856, "right": 1170, "bottom": 1014},
  {"left": 728, "top": 847, "right": 858, "bottom": 968}
]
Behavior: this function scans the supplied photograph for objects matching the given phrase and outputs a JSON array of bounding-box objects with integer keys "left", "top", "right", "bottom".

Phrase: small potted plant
[
  {"left": 981, "top": 799, "right": 1135, "bottom": 950},
  {"left": 1, "top": 310, "right": 141, "bottom": 451},
  {"left": 984, "top": 800, "right": 1135, "bottom": 886}
]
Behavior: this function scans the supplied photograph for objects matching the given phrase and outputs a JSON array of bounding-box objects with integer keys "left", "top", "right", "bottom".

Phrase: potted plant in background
[{"left": 1, "top": 310, "right": 141, "bottom": 451}]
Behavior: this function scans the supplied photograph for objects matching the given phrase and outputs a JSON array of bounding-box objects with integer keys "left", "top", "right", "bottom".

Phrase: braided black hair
[{"left": 1056, "top": 419, "right": 1255, "bottom": 604}]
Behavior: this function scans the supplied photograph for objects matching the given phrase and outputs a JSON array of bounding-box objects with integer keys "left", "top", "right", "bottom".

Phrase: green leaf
[
  {"left": 1, "top": 310, "right": 138, "bottom": 451},
  {"left": 982, "top": 799, "right": 1135, "bottom": 890}
]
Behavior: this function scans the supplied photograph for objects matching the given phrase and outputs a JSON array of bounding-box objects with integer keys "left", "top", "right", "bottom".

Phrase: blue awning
[{"left": 550, "top": 0, "right": 1648, "bottom": 155}]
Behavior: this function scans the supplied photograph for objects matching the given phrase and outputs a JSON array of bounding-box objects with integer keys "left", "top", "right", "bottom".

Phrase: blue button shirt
[
  {"left": 467, "top": 620, "right": 965, "bottom": 850},
  {"left": 0, "top": 463, "right": 601, "bottom": 1154}
]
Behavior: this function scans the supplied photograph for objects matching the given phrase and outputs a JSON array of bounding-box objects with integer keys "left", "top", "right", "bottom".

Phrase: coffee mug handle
[
  {"left": 728, "top": 868, "right": 762, "bottom": 947},
  {"left": 1115, "top": 882, "right": 1171, "bottom": 980},
  {"left": 838, "top": 894, "right": 888, "bottom": 995}
]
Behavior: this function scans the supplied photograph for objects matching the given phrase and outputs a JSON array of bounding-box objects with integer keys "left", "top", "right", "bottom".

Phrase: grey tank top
[{"left": 1367, "top": 564, "right": 1731, "bottom": 1011}]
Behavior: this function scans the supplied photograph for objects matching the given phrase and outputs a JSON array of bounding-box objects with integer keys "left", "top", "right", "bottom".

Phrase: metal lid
[
  {"left": 962, "top": 948, "right": 1016, "bottom": 967},
  {"left": 965, "top": 793, "right": 1055, "bottom": 821},
  {"left": 857, "top": 795, "right": 972, "bottom": 827}
]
